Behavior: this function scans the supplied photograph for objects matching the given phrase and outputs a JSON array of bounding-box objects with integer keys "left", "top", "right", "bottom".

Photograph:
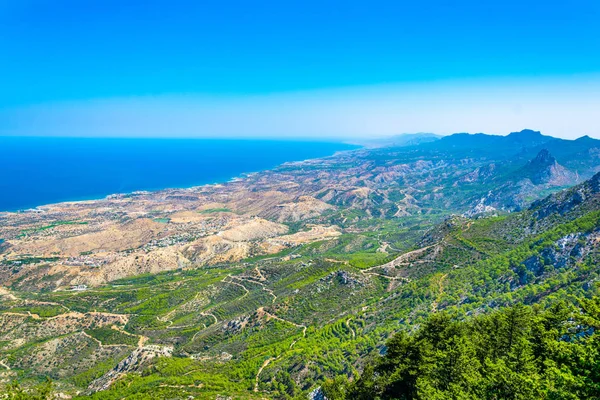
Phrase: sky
[{"left": 1, "top": 0, "right": 599, "bottom": 139}]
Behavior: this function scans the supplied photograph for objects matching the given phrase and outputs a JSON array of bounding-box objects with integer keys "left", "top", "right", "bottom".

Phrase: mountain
[
  {"left": 506, "top": 128, "right": 555, "bottom": 146},
  {"left": 519, "top": 148, "right": 575, "bottom": 185},
  {"left": 423, "top": 130, "right": 600, "bottom": 170},
  {"left": 356, "top": 132, "right": 442, "bottom": 148},
  {"left": 428, "top": 129, "right": 556, "bottom": 155},
  {"left": 1, "top": 129, "right": 600, "bottom": 399}
]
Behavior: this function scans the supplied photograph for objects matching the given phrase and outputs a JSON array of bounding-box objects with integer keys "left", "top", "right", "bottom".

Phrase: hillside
[{"left": 0, "top": 130, "right": 599, "bottom": 399}]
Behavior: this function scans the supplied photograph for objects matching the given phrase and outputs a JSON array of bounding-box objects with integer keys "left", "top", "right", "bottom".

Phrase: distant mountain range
[
  {"left": 355, "top": 132, "right": 442, "bottom": 148},
  {"left": 359, "top": 129, "right": 599, "bottom": 167}
]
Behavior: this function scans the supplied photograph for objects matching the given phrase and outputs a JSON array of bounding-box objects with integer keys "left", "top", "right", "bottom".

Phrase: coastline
[{"left": 1, "top": 142, "right": 361, "bottom": 214}]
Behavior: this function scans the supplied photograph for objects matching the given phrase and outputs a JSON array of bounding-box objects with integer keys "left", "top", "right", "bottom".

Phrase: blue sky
[{"left": 1, "top": 0, "right": 599, "bottom": 138}]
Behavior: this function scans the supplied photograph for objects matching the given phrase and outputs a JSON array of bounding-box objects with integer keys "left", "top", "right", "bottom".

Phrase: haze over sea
[{"left": 0, "top": 137, "right": 358, "bottom": 212}]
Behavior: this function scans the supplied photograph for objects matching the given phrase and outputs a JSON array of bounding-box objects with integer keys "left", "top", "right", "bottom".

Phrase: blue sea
[{"left": 0, "top": 137, "right": 358, "bottom": 212}]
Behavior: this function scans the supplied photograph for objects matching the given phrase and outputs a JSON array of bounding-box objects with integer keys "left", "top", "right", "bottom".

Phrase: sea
[{"left": 0, "top": 137, "right": 359, "bottom": 212}]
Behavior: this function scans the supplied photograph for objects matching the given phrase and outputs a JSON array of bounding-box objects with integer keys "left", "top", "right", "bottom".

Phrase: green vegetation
[
  {"left": 5, "top": 304, "right": 64, "bottom": 317},
  {"left": 85, "top": 327, "right": 139, "bottom": 346},
  {"left": 324, "top": 299, "right": 600, "bottom": 400},
  {"left": 17, "top": 220, "right": 88, "bottom": 237},
  {"left": 199, "top": 207, "right": 232, "bottom": 214},
  {"left": 3, "top": 378, "right": 54, "bottom": 400},
  {"left": 2, "top": 256, "right": 60, "bottom": 265}
]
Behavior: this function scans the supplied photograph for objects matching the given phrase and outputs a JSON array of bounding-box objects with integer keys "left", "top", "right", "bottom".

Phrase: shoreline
[{"left": 2, "top": 146, "right": 360, "bottom": 214}]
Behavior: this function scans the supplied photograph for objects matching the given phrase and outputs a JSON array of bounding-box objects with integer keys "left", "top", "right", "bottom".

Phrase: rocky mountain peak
[
  {"left": 522, "top": 149, "right": 574, "bottom": 186},
  {"left": 530, "top": 149, "right": 556, "bottom": 167}
]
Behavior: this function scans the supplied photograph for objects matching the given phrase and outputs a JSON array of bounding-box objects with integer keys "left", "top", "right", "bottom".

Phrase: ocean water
[{"left": 0, "top": 137, "right": 358, "bottom": 211}]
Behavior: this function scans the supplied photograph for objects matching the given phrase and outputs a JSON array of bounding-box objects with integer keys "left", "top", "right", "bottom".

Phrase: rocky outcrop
[
  {"left": 513, "top": 231, "right": 598, "bottom": 284},
  {"left": 521, "top": 149, "right": 575, "bottom": 186},
  {"left": 320, "top": 270, "right": 365, "bottom": 288},
  {"left": 458, "top": 163, "right": 497, "bottom": 184},
  {"left": 463, "top": 197, "right": 498, "bottom": 218},
  {"left": 309, "top": 387, "right": 328, "bottom": 400},
  {"left": 531, "top": 172, "right": 600, "bottom": 219},
  {"left": 87, "top": 345, "right": 173, "bottom": 393}
]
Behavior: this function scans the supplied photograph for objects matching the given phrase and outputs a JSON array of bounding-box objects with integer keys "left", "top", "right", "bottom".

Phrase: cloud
[{"left": 2, "top": 74, "right": 599, "bottom": 139}]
